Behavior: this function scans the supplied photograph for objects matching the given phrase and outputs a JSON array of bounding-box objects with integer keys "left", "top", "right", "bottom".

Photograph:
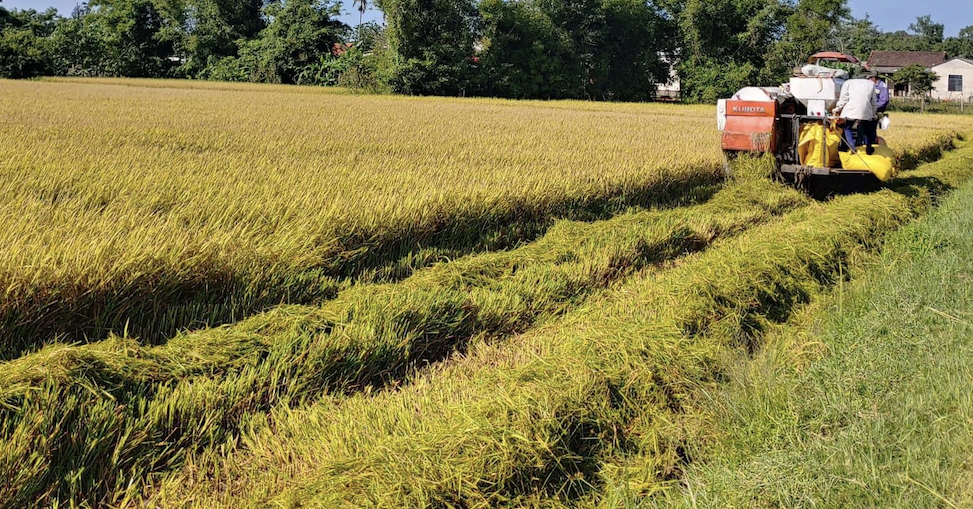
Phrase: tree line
[{"left": 1, "top": 0, "right": 971, "bottom": 102}]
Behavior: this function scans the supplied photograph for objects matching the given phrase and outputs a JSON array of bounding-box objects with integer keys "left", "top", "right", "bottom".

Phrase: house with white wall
[
  {"left": 867, "top": 51, "right": 947, "bottom": 96},
  {"left": 931, "top": 58, "right": 973, "bottom": 102},
  {"left": 656, "top": 53, "right": 680, "bottom": 101}
]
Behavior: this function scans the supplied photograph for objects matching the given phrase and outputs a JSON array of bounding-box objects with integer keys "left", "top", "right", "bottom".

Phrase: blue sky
[
  {"left": 2, "top": 0, "right": 969, "bottom": 37},
  {"left": 848, "top": 0, "right": 969, "bottom": 37},
  {"left": 4, "top": 0, "right": 384, "bottom": 26}
]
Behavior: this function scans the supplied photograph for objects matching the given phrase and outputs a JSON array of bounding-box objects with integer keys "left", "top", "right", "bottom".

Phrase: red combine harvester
[{"left": 717, "top": 52, "right": 892, "bottom": 193}]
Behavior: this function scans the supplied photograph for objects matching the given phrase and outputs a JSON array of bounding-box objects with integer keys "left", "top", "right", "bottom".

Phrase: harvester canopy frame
[{"left": 808, "top": 52, "right": 864, "bottom": 67}]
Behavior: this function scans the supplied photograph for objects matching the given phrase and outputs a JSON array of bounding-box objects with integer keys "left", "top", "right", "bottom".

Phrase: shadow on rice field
[
  {"left": 0, "top": 169, "right": 724, "bottom": 361},
  {"left": 0, "top": 167, "right": 791, "bottom": 509}
]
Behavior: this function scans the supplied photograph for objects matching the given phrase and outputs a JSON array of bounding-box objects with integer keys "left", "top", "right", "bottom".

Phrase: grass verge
[{"left": 652, "top": 146, "right": 973, "bottom": 508}]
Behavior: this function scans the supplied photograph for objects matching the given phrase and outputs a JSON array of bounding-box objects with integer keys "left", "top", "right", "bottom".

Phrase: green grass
[
  {"left": 652, "top": 147, "right": 973, "bottom": 508},
  {"left": 889, "top": 97, "right": 973, "bottom": 116}
]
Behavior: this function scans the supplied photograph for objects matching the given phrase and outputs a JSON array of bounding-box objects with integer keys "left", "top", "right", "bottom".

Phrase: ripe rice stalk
[
  {"left": 136, "top": 141, "right": 973, "bottom": 508},
  {"left": 0, "top": 79, "right": 725, "bottom": 357},
  {"left": 0, "top": 171, "right": 806, "bottom": 508},
  {"left": 2, "top": 79, "right": 970, "bottom": 358}
]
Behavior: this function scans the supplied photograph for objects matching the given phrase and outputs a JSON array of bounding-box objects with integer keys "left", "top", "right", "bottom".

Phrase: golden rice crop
[
  {"left": 3, "top": 78, "right": 970, "bottom": 357},
  {"left": 140, "top": 140, "right": 973, "bottom": 508},
  {"left": 0, "top": 173, "right": 808, "bottom": 508},
  {"left": 2, "top": 78, "right": 970, "bottom": 356},
  {"left": 1, "top": 78, "right": 723, "bottom": 355},
  {"left": 1, "top": 76, "right": 972, "bottom": 508},
  {"left": 2, "top": 142, "right": 970, "bottom": 508}
]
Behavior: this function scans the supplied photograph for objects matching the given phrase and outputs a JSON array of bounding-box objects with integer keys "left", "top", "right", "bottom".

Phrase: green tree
[
  {"left": 476, "top": 0, "right": 581, "bottom": 99},
  {"left": 872, "top": 15, "right": 946, "bottom": 53},
  {"left": 49, "top": 8, "right": 112, "bottom": 75},
  {"left": 377, "top": 0, "right": 480, "bottom": 95},
  {"left": 262, "top": 0, "right": 347, "bottom": 83},
  {"left": 667, "top": 0, "right": 789, "bottom": 103},
  {"left": 0, "top": 8, "right": 59, "bottom": 78},
  {"left": 351, "top": 20, "right": 383, "bottom": 53},
  {"left": 878, "top": 30, "right": 919, "bottom": 51},
  {"left": 202, "top": 0, "right": 347, "bottom": 84},
  {"left": 353, "top": 0, "right": 367, "bottom": 43},
  {"left": 475, "top": 0, "right": 672, "bottom": 101},
  {"left": 0, "top": 1, "right": 9, "bottom": 31},
  {"left": 908, "top": 14, "right": 944, "bottom": 50},
  {"left": 836, "top": 14, "right": 881, "bottom": 60},
  {"left": 590, "top": 0, "right": 673, "bottom": 101},
  {"left": 175, "top": 0, "right": 267, "bottom": 77},
  {"left": 534, "top": 0, "right": 606, "bottom": 96},
  {"left": 943, "top": 26, "right": 973, "bottom": 59},
  {"left": 536, "top": 0, "right": 675, "bottom": 100},
  {"left": 768, "top": 0, "right": 850, "bottom": 77},
  {"left": 82, "top": 0, "right": 180, "bottom": 77},
  {"left": 893, "top": 64, "right": 937, "bottom": 111}
]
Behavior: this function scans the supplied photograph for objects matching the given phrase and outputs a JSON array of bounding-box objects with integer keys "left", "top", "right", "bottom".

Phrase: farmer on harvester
[
  {"left": 833, "top": 70, "right": 880, "bottom": 155},
  {"left": 867, "top": 73, "right": 891, "bottom": 150}
]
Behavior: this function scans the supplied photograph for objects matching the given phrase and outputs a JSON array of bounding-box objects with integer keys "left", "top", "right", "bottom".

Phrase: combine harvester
[{"left": 718, "top": 52, "right": 897, "bottom": 194}]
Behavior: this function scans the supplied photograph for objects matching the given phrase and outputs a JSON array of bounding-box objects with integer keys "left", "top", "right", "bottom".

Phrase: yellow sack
[
  {"left": 798, "top": 123, "right": 841, "bottom": 168},
  {"left": 839, "top": 145, "right": 897, "bottom": 182}
]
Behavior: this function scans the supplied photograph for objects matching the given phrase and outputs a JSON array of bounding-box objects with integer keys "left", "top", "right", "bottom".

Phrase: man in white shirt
[{"left": 833, "top": 70, "right": 880, "bottom": 155}]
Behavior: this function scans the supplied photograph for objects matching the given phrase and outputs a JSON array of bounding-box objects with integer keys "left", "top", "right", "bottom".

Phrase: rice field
[
  {"left": 2, "top": 78, "right": 973, "bottom": 508},
  {"left": 1, "top": 78, "right": 722, "bottom": 356}
]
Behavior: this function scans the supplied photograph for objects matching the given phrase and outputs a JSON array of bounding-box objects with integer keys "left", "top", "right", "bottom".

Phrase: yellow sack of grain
[
  {"left": 839, "top": 145, "right": 897, "bottom": 182},
  {"left": 798, "top": 123, "right": 841, "bottom": 168}
]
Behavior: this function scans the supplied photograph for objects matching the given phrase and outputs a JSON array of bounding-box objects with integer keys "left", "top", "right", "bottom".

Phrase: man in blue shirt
[
  {"left": 864, "top": 73, "right": 890, "bottom": 153},
  {"left": 875, "top": 75, "right": 890, "bottom": 112}
]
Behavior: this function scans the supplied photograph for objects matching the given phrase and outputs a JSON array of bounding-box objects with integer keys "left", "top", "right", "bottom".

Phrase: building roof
[
  {"left": 867, "top": 51, "right": 947, "bottom": 70},
  {"left": 933, "top": 57, "right": 973, "bottom": 68}
]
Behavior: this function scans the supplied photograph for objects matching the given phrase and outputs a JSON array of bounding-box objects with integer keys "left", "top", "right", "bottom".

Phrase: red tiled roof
[
  {"left": 867, "top": 51, "right": 946, "bottom": 69},
  {"left": 331, "top": 43, "right": 354, "bottom": 57}
]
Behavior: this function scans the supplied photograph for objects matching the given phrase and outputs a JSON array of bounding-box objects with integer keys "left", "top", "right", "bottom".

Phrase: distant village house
[
  {"left": 656, "top": 53, "right": 680, "bottom": 101},
  {"left": 867, "top": 51, "right": 972, "bottom": 102},
  {"left": 931, "top": 58, "right": 973, "bottom": 101}
]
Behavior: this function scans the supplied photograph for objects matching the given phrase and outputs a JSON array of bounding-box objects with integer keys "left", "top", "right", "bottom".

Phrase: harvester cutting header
[{"left": 718, "top": 52, "right": 897, "bottom": 193}]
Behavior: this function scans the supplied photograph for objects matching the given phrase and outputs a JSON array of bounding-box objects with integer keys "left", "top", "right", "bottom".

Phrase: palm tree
[{"left": 354, "top": 0, "right": 368, "bottom": 47}]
